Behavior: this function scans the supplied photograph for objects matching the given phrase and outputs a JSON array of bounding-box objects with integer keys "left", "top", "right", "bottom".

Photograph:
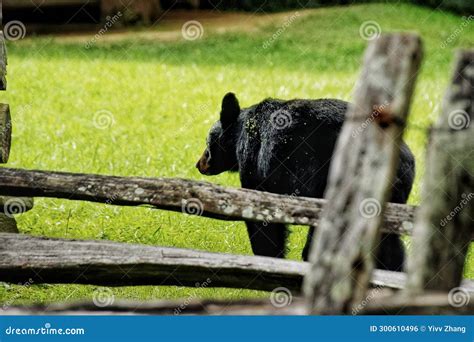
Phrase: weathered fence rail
[
  {"left": 3, "top": 292, "right": 474, "bottom": 316},
  {"left": 0, "top": 232, "right": 305, "bottom": 292},
  {"left": 0, "top": 167, "right": 419, "bottom": 236},
  {"left": 1, "top": 233, "right": 472, "bottom": 293}
]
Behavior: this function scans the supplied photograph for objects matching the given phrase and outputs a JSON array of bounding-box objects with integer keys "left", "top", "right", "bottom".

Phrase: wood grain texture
[
  {"left": 3, "top": 233, "right": 470, "bottom": 291},
  {"left": 303, "top": 34, "right": 423, "bottom": 314},
  {"left": 406, "top": 50, "right": 474, "bottom": 293},
  {"left": 0, "top": 103, "right": 11, "bottom": 162},
  {"left": 0, "top": 233, "right": 306, "bottom": 292},
  {"left": 2, "top": 292, "right": 472, "bottom": 316},
  {"left": 0, "top": 168, "right": 423, "bottom": 236},
  {"left": 0, "top": 31, "right": 6, "bottom": 90}
]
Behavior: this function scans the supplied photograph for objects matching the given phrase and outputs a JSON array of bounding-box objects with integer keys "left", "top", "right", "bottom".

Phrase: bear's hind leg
[
  {"left": 376, "top": 233, "right": 405, "bottom": 271},
  {"left": 245, "top": 222, "right": 287, "bottom": 258}
]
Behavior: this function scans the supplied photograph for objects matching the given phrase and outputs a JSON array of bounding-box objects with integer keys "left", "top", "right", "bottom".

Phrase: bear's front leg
[
  {"left": 376, "top": 233, "right": 405, "bottom": 272},
  {"left": 302, "top": 226, "right": 316, "bottom": 261},
  {"left": 245, "top": 222, "right": 287, "bottom": 258}
]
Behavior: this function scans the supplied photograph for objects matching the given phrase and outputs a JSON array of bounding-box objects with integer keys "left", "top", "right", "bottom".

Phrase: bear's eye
[{"left": 205, "top": 150, "right": 210, "bottom": 159}]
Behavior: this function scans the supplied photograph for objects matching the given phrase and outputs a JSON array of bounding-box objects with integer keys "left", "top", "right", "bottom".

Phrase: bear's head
[{"left": 196, "top": 92, "right": 240, "bottom": 175}]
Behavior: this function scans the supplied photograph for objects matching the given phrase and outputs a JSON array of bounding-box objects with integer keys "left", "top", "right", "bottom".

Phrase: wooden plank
[
  {"left": 3, "top": 298, "right": 307, "bottom": 316},
  {"left": 2, "top": 292, "right": 473, "bottom": 315},
  {"left": 0, "top": 167, "right": 424, "bottom": 237},
  {"left": 0, "top": 103, "right": 11, "bottom": 162},
  {"left": 406, "top": 50, "right": 474, "bottom": 293},
  {"left": 0, "top": 233, "right": 306, "bottom": 292},
  {"left": 1, "top": 233, "right": 472, "bottom": 291},
  {"left": 303, "top": 34, "right": 423, "bottom": 314}
]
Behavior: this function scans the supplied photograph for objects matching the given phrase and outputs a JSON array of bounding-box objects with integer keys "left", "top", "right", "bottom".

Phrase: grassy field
[{"left": 1, "top": 3, "right": 473, "bottom": 305}]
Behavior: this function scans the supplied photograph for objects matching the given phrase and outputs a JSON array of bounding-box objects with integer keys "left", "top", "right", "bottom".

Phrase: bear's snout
[{"left": 196, "top": 152, "right": 211, "bottom": 175}]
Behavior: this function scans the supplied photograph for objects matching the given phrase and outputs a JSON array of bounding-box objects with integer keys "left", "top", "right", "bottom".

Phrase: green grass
[{"left": 1, "top": 3, "right": 473, "bottom": 306}]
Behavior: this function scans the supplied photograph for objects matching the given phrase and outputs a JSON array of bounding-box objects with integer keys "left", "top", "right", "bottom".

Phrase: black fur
[{"left": 197, "top": 93, "right": 415, "bottom": 271}]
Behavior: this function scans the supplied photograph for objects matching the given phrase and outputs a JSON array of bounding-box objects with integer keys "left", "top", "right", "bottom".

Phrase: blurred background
[{"left": 3, "top": 0, "right": 473, "bottom": 27}]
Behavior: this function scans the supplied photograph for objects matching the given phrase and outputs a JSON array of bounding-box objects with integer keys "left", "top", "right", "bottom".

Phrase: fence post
[
  {"left": 0, "top": 2, "right": 6, "bottom": 91},
  {"left": 303, "top": 34, "right": 423, "bottom": 314},
  {"left": 0, "top": 103, "right": 11, "bottom": 163},
  {"left": 406, "top": 50, "right": 473, "bottom": 293},
  {"left": 0, "top": 6, "right": 32, "bottom": 233}
]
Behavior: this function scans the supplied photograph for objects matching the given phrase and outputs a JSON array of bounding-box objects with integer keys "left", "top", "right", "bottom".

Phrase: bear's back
[
  {"left": 243, "top": 98, "right": 348, "bottom": 130},
  {"left": 236, "top": 97, "right": 414, "bottom": 202},
  {"left": 236, "top": 98, "right": 348, "bottom": 194}
]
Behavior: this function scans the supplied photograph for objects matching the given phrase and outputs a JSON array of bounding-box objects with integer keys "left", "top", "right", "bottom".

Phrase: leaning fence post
[
  {"left": 406, "top": 50, "right": 473, "bottom": 294},
  {"left": 0, "top": 103, "right": 11, "bottom": 163},
  {"left": 0, "top": 3, "right": 6, "bottom": 91},
  {"left": 303, "top": 34, "right": 423, "bottom": 314},
  {"left": 0, "top": 7, "right": 33, "bottom": 233}
]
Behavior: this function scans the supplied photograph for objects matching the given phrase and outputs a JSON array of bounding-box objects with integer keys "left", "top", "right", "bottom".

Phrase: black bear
[{"left": 196, "top": 93, "right": 415, "bottom": 271}]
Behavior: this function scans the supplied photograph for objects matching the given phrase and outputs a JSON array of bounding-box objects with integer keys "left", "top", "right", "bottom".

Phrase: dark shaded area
[
  {"left": 3, "top": 0, "right": 471, "bottom": 27},
  {"left": 199, "top": 0, "right": 472, "bottom": 15},
  {"left": 4, "top": 4, "right": 101, "bottom": 24}
]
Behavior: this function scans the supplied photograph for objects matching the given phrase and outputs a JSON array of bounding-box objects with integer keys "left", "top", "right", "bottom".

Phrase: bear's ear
[{"left": 220, "top": 92, "right": 240, "bottom": 128}]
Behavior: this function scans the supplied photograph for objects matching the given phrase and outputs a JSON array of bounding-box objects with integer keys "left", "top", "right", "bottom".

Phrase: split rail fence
[{"left": 0, "top": 10, "right": 472, "bottom": 315}]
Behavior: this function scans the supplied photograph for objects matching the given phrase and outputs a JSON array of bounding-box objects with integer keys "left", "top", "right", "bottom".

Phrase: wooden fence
[{"left": 0, "top": 9, "right": 472, "bottom": 315}]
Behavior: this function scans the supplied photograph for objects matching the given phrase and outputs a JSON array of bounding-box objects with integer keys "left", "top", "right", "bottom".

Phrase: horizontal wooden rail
[
  {"left": 0, "top": 167, "right": 420, "bottom": 236},
  {"left": 2, "top": 292, "right": 473, "bottom": 315},
  {"left": 0, "top": 233, "right": 305, "bottom": 292},
  {"left": 0, "top": 233, "right": 472, "bottom": 292}
]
